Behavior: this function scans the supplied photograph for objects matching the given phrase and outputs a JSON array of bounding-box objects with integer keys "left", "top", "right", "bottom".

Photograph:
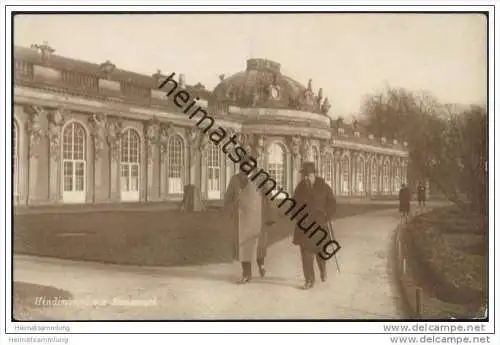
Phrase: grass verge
[{"left": 403, "top": 204, "right": 486, "bottom": 318}]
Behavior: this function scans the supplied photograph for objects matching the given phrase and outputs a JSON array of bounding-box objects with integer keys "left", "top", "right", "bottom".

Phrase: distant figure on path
[
  {"left": 417, "top": 182, "right": 426, "bottom": 207},
  {"left": 399, "top": 183, "right": 411, "bottom": 223},
  {"left": 291, "top": 161, "right": 337, "bottom": 290},
  {"left": 224, "top": 150, "right": 275, "bottom": 284}
]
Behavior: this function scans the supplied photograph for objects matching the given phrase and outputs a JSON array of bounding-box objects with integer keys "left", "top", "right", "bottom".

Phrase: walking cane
[{"left": 327, "top": 221, "right": 341, "bottom": 273}]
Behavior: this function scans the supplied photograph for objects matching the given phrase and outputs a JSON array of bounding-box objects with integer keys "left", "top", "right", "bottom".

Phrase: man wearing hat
[
  {"left": 291, "top": 161, "right": 337, "bottom": 289},
  {"left": 224, "top": 144, "right": 275, "bottom": 283}
]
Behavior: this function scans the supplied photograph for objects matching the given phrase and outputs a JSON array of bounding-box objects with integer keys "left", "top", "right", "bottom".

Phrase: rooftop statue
[
  {"left": 317, "top": 88, "right": 323, "bottom": 105},
  {"left": 321, "top": 97, "right": 331, "bottom": 115}
]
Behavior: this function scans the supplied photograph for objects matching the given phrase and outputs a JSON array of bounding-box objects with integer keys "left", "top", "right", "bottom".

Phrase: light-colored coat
[{"left": 224, "top": 173, "right": 267, "bottom": 262}]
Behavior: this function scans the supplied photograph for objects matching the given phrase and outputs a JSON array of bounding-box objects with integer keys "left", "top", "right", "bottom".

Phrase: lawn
[
  {"left": 14, "top": 203, "right": 394, "bottom": 267},
  {"left": 404, "top": 204, "right": 487, "bottom": 317}
]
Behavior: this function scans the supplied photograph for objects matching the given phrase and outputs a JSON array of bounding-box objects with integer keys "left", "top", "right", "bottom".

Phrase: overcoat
[
  {"left": 399, "top": 187, "right": 411, "bottom": 213},
  {"left": 417, "top": 185, "right": 426, "bottom": 201},
  {"left": 224, "top": 173, "right": 273, "bottom": 262},
  {"left": 291, "top": 177, "right": 337, "bottom": 253}
]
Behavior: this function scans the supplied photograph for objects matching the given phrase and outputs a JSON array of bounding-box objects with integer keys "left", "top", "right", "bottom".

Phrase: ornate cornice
[
  {"left": 330, "top": 139, "right": 408, "bottom": 157},
  {"left": 15, "top": 86, "right": 408, "bottom": 159}
]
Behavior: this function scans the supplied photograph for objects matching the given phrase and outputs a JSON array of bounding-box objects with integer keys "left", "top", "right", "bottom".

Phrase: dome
[{"left": 211, "top": 58, "right": 331, "bottom": 115}]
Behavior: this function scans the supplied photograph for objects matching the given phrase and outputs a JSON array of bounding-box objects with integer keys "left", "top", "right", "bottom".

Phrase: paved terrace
[{"left": 13, "top": 205, "right": 437, "bottom": 320}]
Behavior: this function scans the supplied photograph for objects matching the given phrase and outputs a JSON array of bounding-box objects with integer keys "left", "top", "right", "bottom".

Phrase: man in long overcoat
[
  {"left": 224, "top": 157, "right": 275, "bottom": 283},
  {"left": 399, "top": 183, "right": 411, "bottom": 223},
  {"left": 417, "top": 182, "right": 426, "bottom": 207},
  {"left": 292, "top": 162, "right": 337, "bottom": 290}
]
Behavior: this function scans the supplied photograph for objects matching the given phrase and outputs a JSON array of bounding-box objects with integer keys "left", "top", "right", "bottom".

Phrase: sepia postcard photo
[{"left": 6, "top": 8, "right": 491, "bottom": 336}]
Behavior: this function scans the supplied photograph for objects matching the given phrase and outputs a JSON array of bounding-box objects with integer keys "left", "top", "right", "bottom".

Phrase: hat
[{"left": 300, "top": 161, "right": 317, "bottom": 174}]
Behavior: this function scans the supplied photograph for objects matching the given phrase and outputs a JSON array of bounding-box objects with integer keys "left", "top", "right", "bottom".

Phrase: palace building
[{"left": 12, "top": 43, "right": 409, "bottom": 207}]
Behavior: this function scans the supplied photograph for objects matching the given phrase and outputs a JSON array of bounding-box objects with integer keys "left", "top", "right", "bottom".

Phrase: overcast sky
[{"left": 14, "top": 13, "right": 487, "bottom": 118}]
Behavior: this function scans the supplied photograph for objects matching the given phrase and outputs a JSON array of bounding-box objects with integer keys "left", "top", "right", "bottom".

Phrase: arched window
[
  {"left": 355, "top": 156, "right": 365, "bottom": 193},
  {"left": 206, "top": 142, "right": 221, "bottom": 199},
  {"left": 371, "top": 158, "right": 378, "bottom": 193},
  {"left": 340, "top": 156, "right": 350, "bottom": 196},
  {"left": 393, "top": 163, "right": 401, "bottom": 192},
  {"left": 383, "top": 160, "right": 390, "bottom": 193},
  {"left": 62, "top": 122, "right": 86, "bottom": 203},
  {"left": 167, "top": 134, "right": 185, "bottom": 194},
  {"left": 120, "top": 129, "right": 141, "bottom": 201},
  {"left": 402, "top": 163, "right": 407, "bottom": 185},
  {"left": 13, "top": 120, "right": 19, "bottom": 203},
  {"left": 312, "top": 146, "right": 320, "bottom": 172},
  {"left": 324, "top": 155, "right": 334, "bottom": 189},
  {"left": 267, "top": 142, "right": 287, "bottom": 196}
]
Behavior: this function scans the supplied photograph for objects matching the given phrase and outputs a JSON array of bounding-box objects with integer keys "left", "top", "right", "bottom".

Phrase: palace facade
[{"left": 12, "top": 43, "right": 408, "bottom": 207}]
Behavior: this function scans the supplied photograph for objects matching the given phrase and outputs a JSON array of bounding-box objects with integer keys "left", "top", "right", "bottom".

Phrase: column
[
  {"left": 334, "top": 150, "right": 341, "bottom": 195},
  {"left": 381, "top": 156, "right": 386, "bottom": 195},
  {"left": 93, "top": 139, "right": 110, "bottom": 202},
  {"left": 253, "top": 134, "right": 267, "bottom": 189},
  {"left": 378, "top": 156, "right": 383, "bottom": 196},
  {"left": 366, "top": 154, "right": 370, "bottom": 198},
  {"left": 26, "top": 106, "right": 50, "bottom": 205},
  {"left": 349, "top": 150, "right": 354, "bottom": 197},
  {"left": 108, "top": 117, "right": 122, "bottom": 202},
  {"left": 145, "top": 119, "right": 161, "bottom": 201},
  {"left": 187, "top": 128, "right": 199, "bottom": 186},
  {"left": 287, "top": 135, "right": 302, "bottom": 190},
  {"left": 199, "top": 135, "right": 209, "bottom": 200},
  {"left": 85, "top": 130, "right": 95, "bottom": 204},
  {"left": 48, "top": 109, "right": 65, "bottom": 203},
  {"left": 91, "top": 113, "right": 110, "bottom": 202},
  {"left": 18, "top": 115, "right": 29, "bottom": 205}
]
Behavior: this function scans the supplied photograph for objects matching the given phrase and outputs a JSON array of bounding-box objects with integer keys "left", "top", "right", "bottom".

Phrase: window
[
  {"left": 13, "top": 120, "right": 19, "bottom": 203},
  {"left": 267, "top": 142, "right": 287, "bottom": 197},
  {"left": 120, "top": 129, "right": 141, "bottom": 201},
  {"left": 324, "top": 155, "right": 334, "bottom": 189},
  {"left": 168, "top": 134, "right": 185, "bottom": 194},
  {"left": 207, "top": 142, "right": 221, "bottom": 199},
  {"left": 355, "top": 156, "right": 365, "bottom": 193},
  {"left": 371, "top": 159, "right": 378, "bottom": 193},
  {"left": 340, "top": 156, "right": 349, "bottom": 195},
  {"left": 62, "top": 122, "right": 86, "bottom": 203},
  {"left": 393, "top": 164, "right": 401, "bottom": 192},
  {"left": 383, "top": 161, "right": 390, "bottom": 193},
  {"left": 311, "top": 146, "right": 320, "bottom": 172}
]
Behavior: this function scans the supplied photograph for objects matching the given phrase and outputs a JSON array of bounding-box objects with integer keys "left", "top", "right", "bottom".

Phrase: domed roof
[{"left": 211, "top": 58, "right": 331, "bottom": 115}]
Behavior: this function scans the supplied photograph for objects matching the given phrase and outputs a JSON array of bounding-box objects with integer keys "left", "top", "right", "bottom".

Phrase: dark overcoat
[
  {"left": 291, "top": 177, "right": 337, "bottom": 253},
  {"left": 399, "top": 187, "right": 411, "bottom": 213},
  {"left": 417, "top": 185, "right": 426, "bottom": 201}
]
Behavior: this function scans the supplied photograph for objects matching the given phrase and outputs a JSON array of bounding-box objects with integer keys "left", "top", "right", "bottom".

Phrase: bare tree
[{"left": 361, "top": 86, "right": 486, "bottom": 213}]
